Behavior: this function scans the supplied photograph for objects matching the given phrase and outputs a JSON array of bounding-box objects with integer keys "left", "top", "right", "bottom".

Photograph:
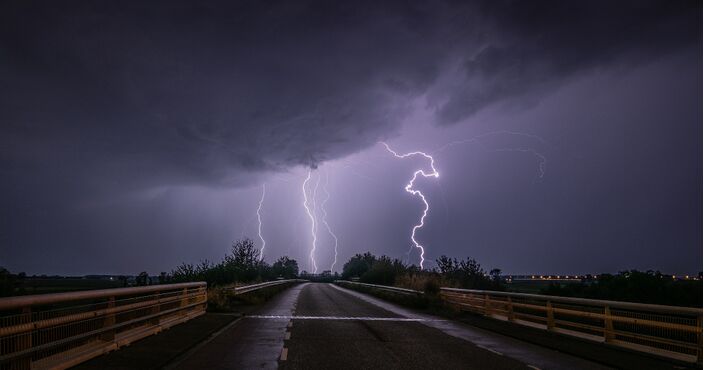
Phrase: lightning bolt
[
  {"left": 256, "top": 183, "right": 266, "bottom": 261},
  {"left": 302, "top": 170, "right": 318, "bottom": 273},
  {"left": 321, "top": 171, "right": 339, "bottom": 272},
  {"left": 433, "top": 130, "right": 548, "bottom": 180},
  {"left": 312, "top": 172, "right": 321, "bottom": 272},
  {"left": 381, "top": 142, "right": 439, "bottom": 270},
  {"left": 432, "top": 130, "right": 547, "bottom": 154}
]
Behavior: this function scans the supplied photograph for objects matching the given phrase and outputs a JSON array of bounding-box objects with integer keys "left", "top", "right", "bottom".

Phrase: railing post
[
  {"left": 202, "top": 285, "right": 208, "bottom": 312},
  {"left": 696, "top": 314, "right": 702, "bottom": 363},
  {"left": 546, "top": 301, "right": 555, "bottom": 331},
  {"left": 150, "top": 291, "right": 161, "bottom": 325},
  {"left": 484, "top": 294, "right": 491, "bottom": 316},
  {"left": 507, "top": 296, "right": 515, "bottom": 321},
  {"left": 101, "top": 296, "right": 116, "bottom": 341},
  {"left": 604, "top": 305, "right": 615, "bottom": 342},
  {"left": 17, "top": 307, "right": 32, "bottom": 370},
  {"left": 181, "top": 287, "right": 189, "bottom": 313}
]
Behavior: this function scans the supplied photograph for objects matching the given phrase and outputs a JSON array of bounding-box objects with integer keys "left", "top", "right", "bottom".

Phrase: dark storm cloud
[
  {"left": 1, "top": 0, "right": 698, "bottom": 191},
  {"left": 1, "top": 0, "right": 460, "bottom": 193},
  {"left": 435, "top": 0, "right": 701, "bottom": 124},
  {"left": 1, "top": 0, "right": 701, "bottom": 274}
]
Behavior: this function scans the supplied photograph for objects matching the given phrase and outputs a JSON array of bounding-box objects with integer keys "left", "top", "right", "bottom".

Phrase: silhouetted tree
[
  {"left": 361, "top": 255, "right": 398, "bottom": 285},
  {"left": 490, "top": 268, "right": 502, "bottom": 283},
  {"left": 117, "top": 275, "right": 128, "bottom": 287},
  {"left": 436, "top": 255, "right": 456, "bottom": 275},
  {"left": 223, "top": 238, "right": 260, "bottom": 282},
  {"left": 342, "top": 252, "right": 376, "bottom": 279},
  {"left": 0, "top": 267, "right": 15, "bottom": 297},
  {"left": 434, "top": 255, "right": 498, "bottom": 290},
  {"left": 272, "top": 256, "right": 299, "bottom": 279},
  {"left": 541, "top": 270, "right": 702, "bottom": 307},
  {"left": 136, "top": 271, "right": 149, "bottom": 286},
  {"left": 171, "top": 263, "right": 197, "bottom": 282}
]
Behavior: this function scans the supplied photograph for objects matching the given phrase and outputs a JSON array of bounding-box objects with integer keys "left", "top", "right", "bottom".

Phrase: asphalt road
[
  {"left": 279, "top": 283, "right": 527, "bottom": 370},
  {"left": 169, "top": 283, "right": 610, "bottom": 370}
]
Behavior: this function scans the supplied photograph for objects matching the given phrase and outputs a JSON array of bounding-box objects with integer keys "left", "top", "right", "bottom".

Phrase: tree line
[
  {"left": 339, "top": 251, "right": 702, "bottom": 307},
  {"left": 0, "top": 238, "right": 300, "bottom": 296},
  {"left": 341, "top": 252, "right": 503, "bottom": 293},
  {"left": 540, "top": 270, "right": 702, "bottom": 307},
  {"left": 159, "top": 238, "right": 299, "bottom": 286}
]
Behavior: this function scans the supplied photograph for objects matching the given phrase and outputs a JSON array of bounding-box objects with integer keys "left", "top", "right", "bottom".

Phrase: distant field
[
  {"left": 505, "top": 280, "right": 575, "bottom": 294},
  {"left": 16, "top": 279, "right": 124, "bottom": 295}
]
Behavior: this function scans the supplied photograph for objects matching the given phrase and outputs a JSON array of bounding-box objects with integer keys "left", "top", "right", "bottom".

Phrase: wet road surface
[{"left": 171, "top": 283, "right": 610, "bottom": 370}]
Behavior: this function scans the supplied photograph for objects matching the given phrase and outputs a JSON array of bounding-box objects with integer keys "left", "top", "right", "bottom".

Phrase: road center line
[{"left": 246, "top": 315, "right": 446, "bottom": 322}]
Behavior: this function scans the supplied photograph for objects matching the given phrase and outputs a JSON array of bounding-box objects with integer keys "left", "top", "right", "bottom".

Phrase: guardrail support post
[
  {"left": 101, "top": 296, "right": 116, "bottom": 341},
  {"left": 181, "top": 287, "right": 189, "bottom": 313},
  {"left": 150, "top": 291, "right": 161, "bottom": 325},
  {"left": 604, "top": 306, "right": 615, "bottom": 343},
  {"left": 507, "top": 297, "right": 515, "bottom": 321},
  {"left": 17, "top": 307, "right": 32, "bottom": 370},
  {"left": 484, "top": 294, "right": 491, "bottom": 316},
  {"left": 546, "top": 301, "right": 555, "bottom": 330},
  {"left": 696, "top": 314, "right": 702, "bottom": 363},
  {"left": 201, "top": 286, "right": 208, "bottom": 312}
]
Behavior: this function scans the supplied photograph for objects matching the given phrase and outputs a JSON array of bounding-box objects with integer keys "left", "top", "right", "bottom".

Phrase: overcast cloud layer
[{"left": 1, "top": 0, "right": 701, "bottom": 275}]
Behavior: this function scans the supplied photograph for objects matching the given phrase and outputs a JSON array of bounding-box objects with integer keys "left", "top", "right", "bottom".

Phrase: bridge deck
[{"left": 170, "top": 283, "right": 610, "bottom": 369}]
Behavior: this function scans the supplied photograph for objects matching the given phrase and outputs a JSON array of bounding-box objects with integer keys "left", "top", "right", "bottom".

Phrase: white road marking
[
  {"left": 247, "top": 315, "right": 446, "bottom": 322},
  {"left": 526, "top": 365, "right": 541, "bottom": 370},
  {"left": 280, "top": 347, "right": 288, "bottom": 361},
  {"left": 477, "top": 344, "right": 503, "bottom": 356}
]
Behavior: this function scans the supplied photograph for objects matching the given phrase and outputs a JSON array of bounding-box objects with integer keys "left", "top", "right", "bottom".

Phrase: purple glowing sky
[{"left": 1, "top": 1, "right": 701, "bottom": 275}]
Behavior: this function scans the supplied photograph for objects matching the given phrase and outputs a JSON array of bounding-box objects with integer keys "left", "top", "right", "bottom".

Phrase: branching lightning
[
  {"left": 381, "top": 142, "right": 439, "bottom": 270},
  {"left": 321, "top": 171, "right": 339, "bottom": 272},
  {"left": 432, "top": 130, "right": 547, "bottom": 154},
  {"left": 312, "top": 172, "right": 321, "bottom": 272},
  {"left": 256, "top": 183, "right": 266, "bottom": 261},
  {"left": 302, "top": 170, "right": 319, "bottom": 273},
  {"left": 433, "top": 130, "right": 548, "bottom": 181}
]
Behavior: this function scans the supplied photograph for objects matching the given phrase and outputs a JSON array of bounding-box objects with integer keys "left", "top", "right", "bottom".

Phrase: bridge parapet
[
  {"left": 0, "top": 279, "right": 309, "bottom": 369},
  {"left": 441, "top": 288, "right": 702, "bottom": 364},
  {"left": 0, "top": 282, "right": 207, "bottom": 370},
  {"left": 335, "top": 280, "right": 702, "bottom": 364}
]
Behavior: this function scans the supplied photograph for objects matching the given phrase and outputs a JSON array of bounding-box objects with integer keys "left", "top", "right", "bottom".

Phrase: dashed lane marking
[
  {"left": 527, "top": 366, "right": 541, "bottom": 370},
  {"left": 280, "top": 347, "right": 288, "bottom": 361}
]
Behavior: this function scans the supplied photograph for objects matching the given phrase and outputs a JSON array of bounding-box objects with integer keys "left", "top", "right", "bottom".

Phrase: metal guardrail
[
  {"left": 230, "top": 279, "right": 306, "bottom": 295},
  {"left": 0, "top": 282, "right": 207, "bottom": 370},
  {"left": 440, "top": 287, "right": 703, "bottom": 364},
  {"left": 334, "top": 281, "right": 423, "bottom": 296}
]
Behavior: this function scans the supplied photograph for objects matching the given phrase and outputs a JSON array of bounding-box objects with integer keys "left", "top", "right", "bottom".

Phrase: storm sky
[{"left": 1, "top": 0, "right": 701, "bottom": 275}]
